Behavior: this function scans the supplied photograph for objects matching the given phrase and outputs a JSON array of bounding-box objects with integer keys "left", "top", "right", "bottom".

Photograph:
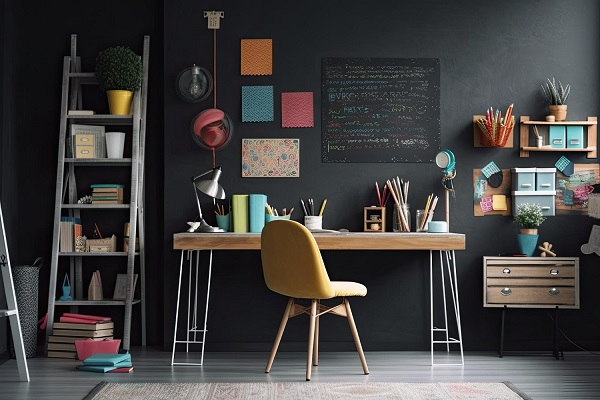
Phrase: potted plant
[
  {"left": 95, "top": 46, "right": 142, "bottom": 115},
  {"left": 514, "top": 203, "right": 546, "bottom": 256},
  {"left": 541, "top": 77, "right": 570, "bottom": 121}
]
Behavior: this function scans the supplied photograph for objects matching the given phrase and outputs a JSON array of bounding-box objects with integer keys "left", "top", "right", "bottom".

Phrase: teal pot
[{"left": 517, "top": 233, "right": 539, "bottom": 256}]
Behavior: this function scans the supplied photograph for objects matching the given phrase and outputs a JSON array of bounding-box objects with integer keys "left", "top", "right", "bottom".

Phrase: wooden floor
[{"left": 1, "top": 348, "right": 600, "bottom": 399}]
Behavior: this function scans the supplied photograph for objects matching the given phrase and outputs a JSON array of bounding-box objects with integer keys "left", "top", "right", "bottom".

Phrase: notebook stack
[
  {"left": 77, "top": 352, "right": 133, "bottom": 373},
  {"left": 47, "top": 313, "right": 114, "bottom": 359},
  {"left": 91, "top": 184, "right": 124, "bottom": 204}
]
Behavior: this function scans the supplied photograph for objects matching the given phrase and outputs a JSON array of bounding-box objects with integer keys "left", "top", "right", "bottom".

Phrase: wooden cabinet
[
  {"left": 519, "top": 116, "right": 597, "bottom": 158},
  {"left": 483, "top": 256, "right": 579, "bottom": 309},
  {"left": 364, "top": 207, "right": 386, "bottom": 232}
]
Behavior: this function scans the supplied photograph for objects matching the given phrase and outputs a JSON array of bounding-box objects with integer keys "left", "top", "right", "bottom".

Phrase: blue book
[
  {"left": 77, "top": 359, "right": 132, "bottom": 373},
  {"left": 83, "top": 352, "right": 131, "bottom": 366},
  {"left": 248, "top": 194, "right": 267, "bottom": 233}
]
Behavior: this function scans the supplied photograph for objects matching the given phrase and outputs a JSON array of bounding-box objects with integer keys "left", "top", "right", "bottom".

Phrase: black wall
[{"left": 1, "top": 0, "right": 599, "bottom": 356}]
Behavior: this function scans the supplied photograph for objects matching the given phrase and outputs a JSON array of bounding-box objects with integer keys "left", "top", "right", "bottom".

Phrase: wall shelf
[
  {"left": 519, "top": 116, "right": 597, "bottom": 158},
  {"left": 473, "top": 114, "right": 514, "bottom": 148}
]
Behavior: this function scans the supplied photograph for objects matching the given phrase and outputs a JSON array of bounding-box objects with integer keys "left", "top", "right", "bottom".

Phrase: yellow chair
[{"left": 260, "top": 219, "right": 369, "bottom": 381}]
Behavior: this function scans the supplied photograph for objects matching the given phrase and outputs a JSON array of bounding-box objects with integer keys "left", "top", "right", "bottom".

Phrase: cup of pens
[
  {"left": 475, "top": 104, "right": 514, "bottom": 147},
  {"left": 215, "top": 204, "right": 230, "bottom": 231},
  {"left": 304, "top": 216, "right": 323, "bottom": 230}
]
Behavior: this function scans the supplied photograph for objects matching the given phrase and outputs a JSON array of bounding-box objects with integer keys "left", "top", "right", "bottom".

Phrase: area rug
[{"left": 83, "top": 381, "right": 532, "bottom": 400}]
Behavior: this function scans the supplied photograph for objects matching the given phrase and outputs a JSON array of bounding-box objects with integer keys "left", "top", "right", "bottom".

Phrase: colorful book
[
  {"left": 77, "top": 359, "right": 132, "bottom": 373},
  {"left": 52, "top": 328, "right": 113, "bottom": 338},
  {"left": 108, "top": 366, "right": 134, "bottom": 373},
  {"left": 232, "top": 194, "right": 249, "bottom": 233},
  {"left": 62, "top": 313, "right": 111, "bottom": 321},
  {"left": 248, "top": 194, "right": 267, "bottom": 233},
  {"left": 53, "top": 321, "right": 114, "bottom": 331},
  {"left": 49, "top": 335, "right": 113, "bottom": 344}
]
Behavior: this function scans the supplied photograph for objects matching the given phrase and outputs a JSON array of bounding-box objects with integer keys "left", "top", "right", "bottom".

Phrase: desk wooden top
[{"left": 173, "top": 232, "right": 466, "bottom": 251}]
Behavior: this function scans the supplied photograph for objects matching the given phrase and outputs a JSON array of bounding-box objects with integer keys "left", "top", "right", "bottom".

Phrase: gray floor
[{"left": 1, "top": 348, "right": 600, "bottom": 399}]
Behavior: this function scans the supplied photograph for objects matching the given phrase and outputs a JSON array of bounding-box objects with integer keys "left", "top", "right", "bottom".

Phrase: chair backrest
[{"left": 261, "top": 219, "right": 335, "bottom": 299}]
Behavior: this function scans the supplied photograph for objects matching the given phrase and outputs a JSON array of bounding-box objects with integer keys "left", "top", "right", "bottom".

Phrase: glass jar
[
  {"left": 416, "top": 209, "right": 428, "bottom": 232},
  {"left": 393, "top": 203, "right": 410, "bottom": 232}
]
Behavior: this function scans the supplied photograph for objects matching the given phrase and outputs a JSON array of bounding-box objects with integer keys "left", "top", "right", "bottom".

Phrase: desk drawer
[
  {"left": 487, "top": 286, "right": 576, "bottom": 305},
  {"left": 487, "top": 278, "right": 575, "bottom": 286},
  {"left": 487, "top": 265, "right": 575, "bottom": 278}
]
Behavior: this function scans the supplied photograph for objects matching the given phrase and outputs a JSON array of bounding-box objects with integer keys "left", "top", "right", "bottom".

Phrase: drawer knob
[
  {"left": 502, "top": 268, "right": 511, "bottom": 274},
  {"left": 549, "top": 288, "right": 560, "bottom": 296},
  {"left": 501, "top": 287, "right": 512, "bottom": 296},
  {"left": 550, "top": 269, "right": 559, "bottom": 275}
]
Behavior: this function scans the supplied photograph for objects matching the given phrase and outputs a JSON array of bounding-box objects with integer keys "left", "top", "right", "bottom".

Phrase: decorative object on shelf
[
  {"left": 541, "top": 77, "right": 570, "bottom": 121},
  {"left": 95, "top": 46, "right": 142, "bottom": 115},
  {"left": 474, "top": 104, "right": 514, "bottom": 147},
  {"left": 514, "top": 203, "right": 545, "bottom": 256},
  {"left": 88, "top": 270, "right": 103, "bottom": 300},
  {"left": 74, "top": 236, "right": 87, "bottom": 253},
  {"left": 364, "top": 206, "right": 386, "bottom": 232},
  {"left": 191, "top": 167, "right": 226, "bottom": 233},
  {"left": 175, "top": 64, "right": 213, "bottom": 102},
  {"left": 481, "top": 161, "right": 503, "bottom": 188},
  {"left": 77, "top": 195, "right": 92, "bottom": 204},
  {"left": 581, "top": 225, "right": 600, "bottom": 256},
  {"left": 186, "top": 221, "right": 201, "bottom": 232},
  {"left": 59, "top": 274, "right": 72, "bottom": 301},
  {"left": 538, "top": 241, "right": 556, "bottom": 257}
]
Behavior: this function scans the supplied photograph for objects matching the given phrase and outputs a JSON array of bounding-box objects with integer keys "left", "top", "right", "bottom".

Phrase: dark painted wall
[{"left": 163, "top": 0, "right": 600, "bottom": 352}]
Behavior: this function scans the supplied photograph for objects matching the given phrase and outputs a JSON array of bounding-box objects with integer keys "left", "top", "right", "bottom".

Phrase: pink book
[
  {"left": 62, "top": 313, "right": 111, "bottom": 322},
  {"left": 60, "top": 316, "right": 104, "bottom": 324}
]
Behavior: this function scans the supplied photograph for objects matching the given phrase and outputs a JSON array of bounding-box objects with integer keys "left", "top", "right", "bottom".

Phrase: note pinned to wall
[
  {"left": 242, "top": 138, "right": 300, "bottom": 178},
  {"left": 473, "top": 169, "right": 512, "bottom": 216},
  {"left": 556, "top": 163, "right": 600, "bottom": 215}
]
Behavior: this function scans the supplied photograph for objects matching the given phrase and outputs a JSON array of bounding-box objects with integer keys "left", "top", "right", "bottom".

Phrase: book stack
[
  {"left": 91, "top": 184, "right": 124, "bottom": 204},
  {"left": 47, "top": 313, "right": 114, "bottom": 359},
  {"left": 77, "top": 352, "right": 133, "bottom": 373}
]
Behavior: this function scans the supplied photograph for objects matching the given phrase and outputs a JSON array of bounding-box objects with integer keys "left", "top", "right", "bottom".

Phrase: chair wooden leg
[
  {"left": 265, "top": 298, "right": 294, "bottom": 373},
  {"left": 344, "top": 298, "right": 369, "bottom": 375},
  {"left": 306, "top": 299, "right": 318, "bottom": 381},
  {"left": 313, "top": 302, "right": 320, "bottom": 366}
]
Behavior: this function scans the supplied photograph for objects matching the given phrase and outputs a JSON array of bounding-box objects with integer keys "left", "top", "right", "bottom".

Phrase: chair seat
[{"left": 331, "top": 281, "right": 367, "bottom": 297}]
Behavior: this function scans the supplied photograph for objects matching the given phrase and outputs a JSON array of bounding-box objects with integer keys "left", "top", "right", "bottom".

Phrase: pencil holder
[
  {"left": 265, "top": 214, "right": 291, "bottom": 223},
  {"left": 304, "top": 216, "right": 322, "bottom": 230},
  {"left": 216, "top": 214, "right": 231, "bottom": 231},
  {"left": 393, "top": 204, "right": 410, "bottom": 232}
]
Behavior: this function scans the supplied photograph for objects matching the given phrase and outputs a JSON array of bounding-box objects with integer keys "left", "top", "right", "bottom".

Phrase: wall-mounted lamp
[
  {"left": 192, "top": 166, "right": 225, "bottom": 232},
  {"left": 176, "top": 64, "right": 213, "bottom": 103}
]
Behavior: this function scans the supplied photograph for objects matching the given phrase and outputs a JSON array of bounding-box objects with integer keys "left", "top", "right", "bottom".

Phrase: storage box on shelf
[
  {"left": 519, "top": 116, "right": 597, "bottom": 158},
  {"left": 364, "top": 207, "right": 386, "bottom": 232},
  {"left": 511, "top": 168, "right": 556, "bottom": 217}
]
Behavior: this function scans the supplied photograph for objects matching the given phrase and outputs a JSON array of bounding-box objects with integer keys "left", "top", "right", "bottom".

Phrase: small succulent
[
  {"left": 541, "top": 77, "right": 570, "bottom": 105},
  {"left": 514, "top": 203, "right": 546, "bottom": 229}
]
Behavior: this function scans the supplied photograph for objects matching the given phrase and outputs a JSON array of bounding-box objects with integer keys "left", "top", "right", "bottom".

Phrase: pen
[
  {"left": 300, "top": 199, "right": 308, "bottom": 216},
  {"left": 319, "top": 199, "right": 327, "bottom": 216},
  {"left": 288, "top": 207, "right": 294, "bottom": 216}
]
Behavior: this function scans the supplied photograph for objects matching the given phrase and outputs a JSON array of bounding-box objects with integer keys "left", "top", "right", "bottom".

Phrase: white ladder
[{"left": 0, "top": 202, "right": 30, "bottom": 381}]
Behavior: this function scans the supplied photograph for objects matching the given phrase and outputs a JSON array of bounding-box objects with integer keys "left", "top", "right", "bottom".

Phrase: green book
[{"left": 232, "top": 194, "right": 249, "bottom": 233}]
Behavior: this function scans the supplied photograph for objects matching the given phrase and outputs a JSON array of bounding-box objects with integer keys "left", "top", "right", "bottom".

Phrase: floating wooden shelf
[{"left": 519, "top": 116, "right": 597, "bottom": 158}]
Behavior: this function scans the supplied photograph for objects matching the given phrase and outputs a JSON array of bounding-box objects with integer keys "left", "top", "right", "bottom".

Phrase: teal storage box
[
  {"left": 549, "top": 125, "right": 566, "bottom": 148},
  {"left": 512, "top": 190, "right": 556, "bottom": 216},
  {"left": 511, "top": 168, "right": 536, "bottom": 191},
  {"left": 566, "top": 125, "right": 584, "bottom": 148},
  {"left": 536, "top": 168, "right": 556, "bottom": 191}
]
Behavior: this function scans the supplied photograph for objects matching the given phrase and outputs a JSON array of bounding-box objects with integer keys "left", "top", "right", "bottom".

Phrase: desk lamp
[{"left": 192, "top": 166, "right": 226, "bottom": 233}]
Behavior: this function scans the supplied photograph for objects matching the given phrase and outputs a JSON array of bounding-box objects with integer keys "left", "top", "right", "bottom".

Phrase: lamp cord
[{"left": 213, "top": 28, "right": 217, "bottom": 109}]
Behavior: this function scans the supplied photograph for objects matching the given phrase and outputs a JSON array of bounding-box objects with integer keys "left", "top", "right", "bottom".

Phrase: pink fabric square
[
  {"left": 480, "top": 196, "right": 494, "bottom": 213},
  {"left": 281, "top": 92, "right": 313, "bottom": 128}
]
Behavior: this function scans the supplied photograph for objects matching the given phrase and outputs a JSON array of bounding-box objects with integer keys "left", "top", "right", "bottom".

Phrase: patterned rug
[{"left": 84, "top": 381, "right": 532, "bottom": 400}]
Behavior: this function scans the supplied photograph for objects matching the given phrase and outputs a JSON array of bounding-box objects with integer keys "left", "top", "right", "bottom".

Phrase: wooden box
[
  {"left": 87, "top": 234, "right": 117, "bottom": 252},
  {"left": 364, "top": 206, "right": 386, "bottom": 232}
]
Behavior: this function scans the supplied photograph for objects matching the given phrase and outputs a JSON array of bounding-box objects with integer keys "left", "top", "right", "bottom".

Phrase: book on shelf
[
  {"left": 48, "top": 350, "right": 78, "bottom": 359},
  {"left": 47, "top": 342, "right": 76, "bottom": 352},
  {"left": 113, "top": 273, "right": 138, "bottom": 299},
  {"left": 52, "top": 328, "right": 114, "bottom": 338},
  {"left": 49, "top": 335, "right": 113, "bottom": 344},
  {"left": 59, "top": 216, "right": 81, "bottom": 252},
  {"left": 62, "top": 312, "right": 111, "bottom": 322},
  {"left": 232, "top": 194, "right": 249, "bottom": 233},
  {"left": 53, "top": 320, "right": 114, "bottom": 331},
  {"left": 68, "top": 110, "right": 96, "bottom": 115}
]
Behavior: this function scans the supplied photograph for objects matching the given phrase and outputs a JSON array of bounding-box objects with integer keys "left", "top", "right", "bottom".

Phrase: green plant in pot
[
  {"left": 541, "top": 77, "right": 570, "bottom": 121},
  {"left": 514, "top": 203, "right": 546, "bottom": 256},
  {"left": 95, "top": 46, "right": 142, "bottom": 115}
]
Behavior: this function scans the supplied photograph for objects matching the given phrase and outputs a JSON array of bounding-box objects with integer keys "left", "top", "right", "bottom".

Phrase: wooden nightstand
[{"left": 483, "top": 256, "right": 580, "bottom": 359}]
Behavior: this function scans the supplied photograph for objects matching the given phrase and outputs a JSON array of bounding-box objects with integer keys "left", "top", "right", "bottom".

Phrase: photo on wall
[{"left": 242, "top": 138, "right": 300, "bottom": 178}]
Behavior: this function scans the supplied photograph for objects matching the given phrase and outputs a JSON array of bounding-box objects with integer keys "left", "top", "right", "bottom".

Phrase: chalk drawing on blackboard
[{"left": 321, "top": 57, "right": 440, "bottom": 163}]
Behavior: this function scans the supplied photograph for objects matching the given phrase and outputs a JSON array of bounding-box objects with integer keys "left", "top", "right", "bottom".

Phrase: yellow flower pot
[{"left": 106, "top": 90, "right": 133, "bottom": 115}]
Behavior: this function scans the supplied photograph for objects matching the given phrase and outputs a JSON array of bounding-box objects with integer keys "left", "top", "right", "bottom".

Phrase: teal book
[
  {"left": 248, "top": 194, "right": 267, "bottom": 233},
  {"left": 83, "top": 352, "right": 131, "bottom": 366},
  {"left": 77, "top": 359, "right": 133, "bottom": 373},
  {"left": 232, "top": 194, "right": 249, "bottom": 233}
]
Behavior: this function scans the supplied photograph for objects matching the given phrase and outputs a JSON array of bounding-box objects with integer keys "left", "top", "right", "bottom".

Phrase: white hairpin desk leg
[
  {"left": 171, "top": 249, "right": 213, "bottom": 366},
  {"left": 431, "top": 250, "right": 464, "bottom": 366}
]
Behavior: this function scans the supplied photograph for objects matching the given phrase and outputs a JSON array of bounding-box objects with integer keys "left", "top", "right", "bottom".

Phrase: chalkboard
[{"left": 321, "top": 58, "right": 440, "bottom": 163}]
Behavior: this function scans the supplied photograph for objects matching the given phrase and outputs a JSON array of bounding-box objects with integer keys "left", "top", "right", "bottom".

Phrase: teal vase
[{"left": 517, "top": 233, "right": 539, "bottom": 256}]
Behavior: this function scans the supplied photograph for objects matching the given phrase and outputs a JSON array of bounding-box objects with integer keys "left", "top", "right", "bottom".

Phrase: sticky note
[
  {"left": 480, "top": 196, "right": 493, "bottom": 213},
  {"left": 492, "top": 195, "right": 507, "bottom": 211}
]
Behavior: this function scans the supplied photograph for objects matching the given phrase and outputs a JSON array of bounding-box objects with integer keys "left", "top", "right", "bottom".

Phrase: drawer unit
[
  {"left": 75, "top": 146, "right": 95, "bottom": 158},
  {"left": 512, "top": 190, "right": 556, "bottom": 216},
  {"left": 549, "top": 125, "right": 566, "bottom": 148},
  {"left": 483, "top": 256, "right": 579, "bottom": 309},
  {"left": 566, "top": 125, "right": 584, "bottom": 149},
  {"left": 511, "top": 168, "right": 536, "bottom": 191},
  {"left": 535, "top": 168, "right": 556, "bottom": 191}
]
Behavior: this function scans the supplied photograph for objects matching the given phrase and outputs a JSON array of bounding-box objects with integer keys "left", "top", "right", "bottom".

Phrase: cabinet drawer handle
[
  {"left": 549, "top": 288, "right": 560, "bottom": 296},
  {"left": 502, "top": 268, "right": 511, "bottom": 274},
  {"left": 541, "top": 206, "right": 550, "bottom": 210},
  {"left": 541, "top": 183, "right": 551, "bottom": 187},
  {"left": 501, "top": 287, "right": 512, "bottom": 296},
  {"left": 521, "top": 184, "right": 532, "bottom": 188},
  {"left": 550, "top": 269, "right": 559, "bottom": 275}
]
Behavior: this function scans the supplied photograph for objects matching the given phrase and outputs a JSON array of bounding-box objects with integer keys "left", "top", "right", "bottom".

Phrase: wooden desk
[{"left": 172, "top": 232, "right": 466, "bottom": 366}]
